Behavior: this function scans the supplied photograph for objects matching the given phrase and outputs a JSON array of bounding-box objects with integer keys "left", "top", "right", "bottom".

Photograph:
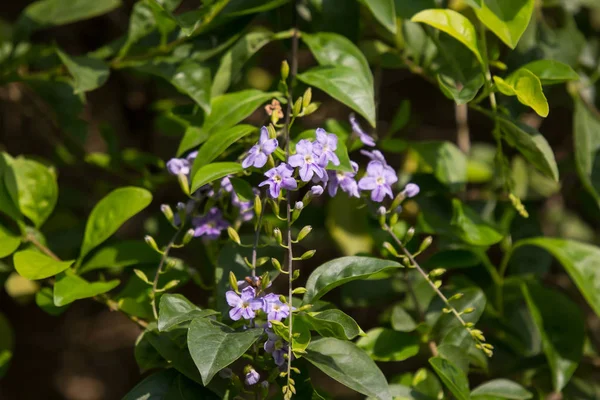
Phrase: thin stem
[
  {"left": 455, "top": 103, "right": 470, "bottom": 154},
  {"left": 151, "top": 230, "right": 181, "bottom": 320},
  {"left": 251, "top": 195, "right": 266, "bottom": 279},
  {"left": 25, "top": 233, "right": 60, "bottom": 261}
]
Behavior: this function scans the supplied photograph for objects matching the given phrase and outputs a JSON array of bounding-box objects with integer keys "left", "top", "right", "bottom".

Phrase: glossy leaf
[
  {"left": 57, "top": 49, "right": 110, "bottom": 94},
  {"left": 471, "top": 379, "right": 533, "bottom": 399},
  {"left": 513, "top": 237, "right": 600, "bottom": 318},
  {"left": 474, "top": 0, "right": 535, "bottom": 49},
  {"left": 80, "top": 187, "right": 152, "bottom": 260},
  {"left": 429, "top": 357, "right": 470, "bottom": 400},
  {"left": 54, "top": 271, "right": 120, "bottom": 306},
  {"left": 361, "top": 0, "right": 396, "bottom": 34},
  {"left": 187, "top": 317, "right": 263, "bottom": 385},
  {"left": 211, "top": 30, "right": 273, "bottom": 96},
  {"left": 304, "top": 337, "right": 392, "bottom": 400},
  {"left": 123, "top": 369, "right": 220, "bottom": 400},
  {"left": 229, "top": 177, "right": 254, "bottom": 202},
  {"left": 301, "top": 309, "right": 363, "bottom": 340},
  {"left": 5, "top": 158, "right": 58, "bottom": 228},
  {"left": 497, "top": 69, "right": 549, "bottom": 117},
  {"left": 158, "top": 294, "right": 219, "bottom": 332},
  {"left": 573, "top": 98, "right": 600, "bottom": 207},
  {"left": 35, "top": 287, "right": 68, "bottom": 316},
  {"left": 13, "top": 250, "right": 73, "bottom": 280},
  {"left": 302, "top": 256, "right": 404, "bottom": 304},
  {"left": 0, "top": 224, "right": 20, "bottom": 258},
  {"left": 191, "top": 125, "right": 255, "bottom": 176},
  {"left": 190, "top": 162, "right": 243, "bottom": 193},
  {"left": 79, "top": 240, "right": 160, "bottom": 274},
  {"left": 479, "top": 109, "right": 558, "bottom": 181},
  {"left": 522, "top": 283, "right": 584, "bottom": 392},
  {"left": 411, "top": 9, "right": 483, "bottom": 63},
  {"left": 412, "top": 141, "right": 467, "bottom": 192},
  {"left": 302, "top": 32, "right": 373, "bottom": 85},
  {"left": 521, "top": 60, "right": 579, "bottom": 85},
  {"left": 357, "top": 328, "right": 419, "bottom": 362},
  {"left": 298, "top": 66, "right": 375, "bottom": 127},
  {"left": 0, "top": 154, "right": 22, "bottom": 222},
  {"left": 391, "top": 304, "right": 417, "bottom": 332},
  {"left": 451, "top": 198, "right": 503, "bottom": 246}
]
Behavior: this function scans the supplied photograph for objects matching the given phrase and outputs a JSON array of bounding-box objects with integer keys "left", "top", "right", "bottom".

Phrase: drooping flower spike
[
  {"left": 358, "top": 161, "right": 398, "bottom": 202},
  {"left": 242, "top": 126, "right": 279, "bottom": 169},
  {"left": 259, "top": 163, "right": 298, "bottom": 198}
]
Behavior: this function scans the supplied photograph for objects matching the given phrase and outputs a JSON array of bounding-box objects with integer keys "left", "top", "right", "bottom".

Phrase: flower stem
[
  {"left": 251, "top": 195, "right": 266, "bottom": 279},
  {"left": 150, "top": 229, "right": 182, "bottom": 320}
]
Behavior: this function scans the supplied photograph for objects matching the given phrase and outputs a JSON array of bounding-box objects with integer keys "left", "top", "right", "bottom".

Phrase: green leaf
[
  {"left": 411, "top": 9, "right": 483, "bottom": 63},
  {"left": 190, "top": 162, "right": 243, "bottom": 193},
  {"left": 191, "top": 125, "right": 255, "bottom": 176},
  {"left": 35, "top": 287, "right": 68, "bottom": 316},
  {"left": 357, "top": 328, "right": 419, "bottom": 362},
  {"left": 13, "top": 250, "right": 73, "bottom": 280},
  {"left": 137, "top": 61, "right": 212, "bottom": 114},
  {"left": 298, "top": 66, "right": 375, "bottom": 127},
  {"left": 56, "top": 49, "right": 110, "bottom": 94},
  {"left": 391, "top": 304, "right": 417, "bottom": 332},
  {"left": 79, "top": 240, "right": 160, "bottom": 274},
  {"left": 271, "top": 318, "right": 311, "bottom": 354},
  {"left": 361, "top": 0, "right": 396, "bottom": 34},
  {"left": 54, "top": 270, "right": 120, "bottom": 306},
  {"left": 123, "top": 369, "right": 220, "bottom": 400},
  {"left": 15, "top": 0, "right": 121, "bottom": 38},
  {"left": 229, "top": 177, "right": 254, "bottom": 202},
  {"left": 211, "top": 29, "right": 273, "bottom": 96},
  {"left": 158, "top": 294, "right": 219, "bottom": 332},
  {"left": 451, "top": 198, "right": 503, "bottom": 246},
  {"left": 573, "top": 99, "right": 600, "bottom": 208},
  {"left": 301, "top": 309, "right": 363, "bottom": 340},
  {"left": 429, "top": 357, "right": 470, "bottom": 400},
  {"left": 5, "top": 158, "right": 58, "bottom": 227},
  {"left": 304, "top": 337, "right": 391, "bottom": 400},
  {"left": 0, "top": 224, "right": 20, "bottom": 258},
  {"left": 522, "top": 283, "right": 584, "bottom": 392},
  {"left": 302, "top": 32, "right": 374, "bottom": 86},
  {"left": 413, "top": 141, "right": 467, "bottom": 192},
  {"left": 80, "top": 187, "right": 152, "bottom": 260},
  {"left": 0, "top": 154, "right": 22, "bottom": 222},
  {"left": 302, "top": 256, "right": 404, "bottom": 304},
  {"left": 497, "top": 69, "right": 549, "bottom": 117},
  {"left": 0, "top": 312, "right": 14, "bottom": 379},
  {"left": 521, "top": 60, "right": 579, "bottom": 85},
  {"left": 187, "top": 317, "right": 263, "bottom": 385},
  {"left": 478, "top": 109, "right": 558, "bottom": 181},
  {"left": 474, "top": 0, "right": 534, "bottom": 49},
  {"left": 513, "top": 237, "right": 600, "bottom": 319},
  {"left": 471, "top": 379, "right": 533, "bottom": 400}
]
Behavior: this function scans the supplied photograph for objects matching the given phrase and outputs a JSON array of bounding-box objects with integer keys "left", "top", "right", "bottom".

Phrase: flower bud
[
  {"left": 300, "top": 250, "right": 316, "bottom": 260},
  {"left": 267, "top": 124, "right": 277, "bottom": 139},
  {"left": 296, "top": 225, "right": 312, "bottom": 242},
  {"left": 463, "top": 307, "right": 475, "bottom": 314},
  {"left": 429, "top": 268, "right": 446, "bottom": 277},
  {"left": 144, "top": 235, "right": 161, "bottom": 253},
  {"left": 449, "top": 292, "right": 464, "bottom": 301},
  {"left": 227, "top": 226, "right": 241, "bottom": 245},
  {"left": 382, "top": 242, "right": 399, "bottom": 257},
  {"left": 281, "top": 60, "right": 289, "bottom": 80},
  {"left": 229, "top": 271, "right": 239, "bottom": 293},
  {"left": 273, "top": 228, "right": 283, "bottom": 246},
  {"left": 177, "top": 173, "right": 190, "bottom": 196},
  {"left": 256, "top": 257, "right": 269, "bottom": 266},
  {"left": 390, "top": 192, "right": 406, "bottom": 211},
  {"left": 254, "top": 194, "right": 262, "bottom": 217},
  {"left": 161, "top": 280, "right": 180, "bottom": 291},
  {"left": 389, "top": 212, "right": 399, "bottom": 226},
  {"left": 160, "top": 204, "right": 174, "bottom": 223},
  {"left": 404, "top": 227, "right": 415, "bottom": 243},
  {"left": 271, "top": 257, "right": 283, "bottom": 272},
  {"left": 378, "top": 206, "right": 387, "bottom": 226},
  {"left": 134, "top": 269, "right": 151, "bottom": 284},
  {"left": 292, "top": 287, "right": 307, "bottom": 294},
  {"left": 295, "top": 201, "right": 304, "bottom": 210},
  {"left": 302, "top": 88, "right": 312, "bottom": 108},
  {"left": 293, "top": 97, "right": 302, "bottom": 116},
  {"left": 181, "top": 228, "right": 195, "bottom": 245},
  {"left": 302, "top": 102, "right": 319, "bottom": 116},
  {"left": 292, "top": 269, "right": 300, "bottom": 280},
  {"left": 402, "top": 183, "right": 420, "bottom": 198},
  {"left": 418, "top": 236, "right": 433, "bottom": 253}
]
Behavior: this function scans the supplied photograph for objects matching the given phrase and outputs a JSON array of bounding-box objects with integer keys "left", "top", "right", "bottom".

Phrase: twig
[
  {"left": 150, "top": 229, "right": 182, "bottom": 320},
  {"left": 455, "top": 103, "right": 470, "bottom": 154},
  {"left": 251, "top": 195, "right": 266, "bottom": 279}
]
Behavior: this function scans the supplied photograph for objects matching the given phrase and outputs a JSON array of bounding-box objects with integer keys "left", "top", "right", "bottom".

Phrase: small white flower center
[
  {"left": 273, "top": 174, "right": 282, "bottom": 183},
  {"left": 336, "top": 172, "right": 345, "bottom": 180},
  {"left": 304, "top": 154, "right": 314, "bottom": 164},
  {"left": 273, "top": 304, "right": 280, "bottom": 311},
  {"left": 376, "top": 176, "right": 385, "bottom": 185},
  {"left": 242, "top": 301, "right": 250, "bottom": 308}
]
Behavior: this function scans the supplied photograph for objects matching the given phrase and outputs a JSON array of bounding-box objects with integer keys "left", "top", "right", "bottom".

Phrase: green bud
[
  {"left": 377, "top": 206, "right": 387, "bottom": 227},
  {"left": 271, "top": 257, "right": 283, "bottom": 272},
  {"left": 296, "top": 225, "right": 312, "bottom": 242},
  {"left": 302, "top": 102, "right": 319, "bottom": 116},
  {"left": 254, "top": 194, "right": 262, "bottom": 218},
  {"left": 292, "top": 287, "right": 307, "bottom": 295},
  {"left": 293, "top": 97, "right": 302, "bottom": 116},
  {"left": 302, "top": 88, "right": 312, "bottom": 108},
  {"left": 144, "top": 235, "right": 161, "bottom": 253},
  {"left": 404, "top": 227, "right": 415, "bottom": 243},
  {"left": 382, "top": 242, "right": 399, "bottom": 257},
  {"left": 300, "top": 250, "right": 316, "bottom": 260},
  {"left": 270, "top": 199, "right": 280, "bottom": 216},
  {"left": 273, "top": 228, "right": 283, "bottom": 246},
  {"left": 267, "top": 124, "right": 277, "bottom": 139},
  {"left": 463, "top": 307, "right": 475, "bottom": 314},
  {"left": 418, "top": 236, "right": 433, "bottom": 253},
  {"left": 297, "top": 304, "right": 312, "bottom": 311},
  {"left": 160, "top": 204, "right": 174, "bottom": 224},
  {"left": 279, "top": 295, "right": 287, "bottom": 303},
  {"left": 181, "top": 228, "right": 195, "bottom": 245},
  {"left": 177, "top": 173, "right": 190, "bottom": 196},
  {"left": 389, "top": 212, "right": 399, "bottom": 226},
  {"left": 229, "top": 271, "right": 239, "bottom": 293},
  {"left": 134, "top": 269, "right": 151, "bottom": 284},
  {"left": 429, "top": 268, "right": 446, "bottom": 277},
  {"left": 292, "top": 269, "right": 300, "bottom": 280},
  {"left": 256, "top": 257, "right": 269, "bottom": 266},
  {"left": 390, "top": 192, "right": 406, "bottom": 212},
  {"left": 281, "top": 60, "right": 290, "bottom": 80},
  {"left": 433, "top": 280, "right": 442, "bottom": 288},
  {"left": 164, "top": 258, "right": 177, "bottom": 271},
  {"left": 160, "top": 280, "right": 180, "bottom": 292},
  {"left": 442, "top": 307, "right": 452, "bottom": 314},
  {"left": 261, "top": 272, "right": 271, "bottom": 291},
  {"left": 449, "top": 293, "right": 464, "bottom": 301},
  {"left": 227, "top": 227, "right": 241, "bottom": 245}
]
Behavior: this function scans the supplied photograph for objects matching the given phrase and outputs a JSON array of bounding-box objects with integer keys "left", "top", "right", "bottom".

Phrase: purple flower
[
  {"left": 221, "top": 176, "right": 233, "bottom": 193},
  {"left": 166, "top": 158, "right": 190, "bottom": 176},
  {"left": 192, "top": 207, "right": 228, "bottom": 239},
  {"left": 259, "top": 164, "right": 297, "bottom": 198},
  {"left": 264, "top": 329, "right": 288, "bottom": 367},
  {"left": 314, "top": 128, "right": 340, "bottom": 166},
  {"left": 328, "top": 161, "right": 360, "bottom": 198},
  {"left": 226, "top": 287, "right": 264, "bottom": 321},
  {"left": 242, "top": 126, "right": 278, "bottom": 169},
  {"left": 186, "top": 151, "right": 198, "bottom": 163},
  {"left": 245, "top": 368, "right": 260, "bottom": 386},
  {"left": 263, "top": 293, "right": 290, "bottom": 324},
  {"left": 360, "top": 149, "right": 387, "bottom": 165},
  {"left": 288, "top": 140, "right": 326, "bottom": 182},
  {"left": 311, "top": 185, "right": 324, "bottom": 196},
  {"left": 350, "top": 113, "right": 375, "bottom": 146},
  {"left": 232, "top": 194, "right": 254, "bottom": 222},
  {"left": 358, "top": 161, "right": 398, "bottom": 202},
  {"left": 402, "top": 183, "right": 420, "bottom": 198}
]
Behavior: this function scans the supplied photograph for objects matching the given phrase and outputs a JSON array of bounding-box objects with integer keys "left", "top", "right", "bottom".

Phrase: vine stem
[
  {"left": 24, "top": 233, "right": 148, "bottom": 329},
  {"left": 251, "top": 195, "right": 266, "bottom": 279}
]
